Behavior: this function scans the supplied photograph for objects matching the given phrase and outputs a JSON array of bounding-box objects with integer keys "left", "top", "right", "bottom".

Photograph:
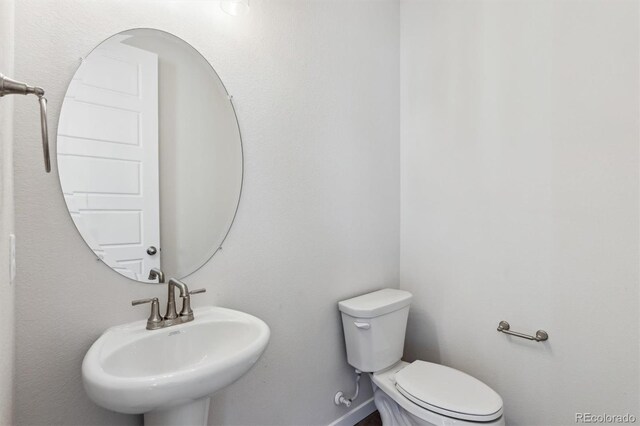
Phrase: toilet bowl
[{"left": 338, "top": 289, "right": 505, "bottom": 426}]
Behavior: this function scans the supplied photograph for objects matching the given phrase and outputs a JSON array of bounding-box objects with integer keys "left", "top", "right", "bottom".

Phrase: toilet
[{"left": 338, "top": 289, "right": 505, "bottom": 426}]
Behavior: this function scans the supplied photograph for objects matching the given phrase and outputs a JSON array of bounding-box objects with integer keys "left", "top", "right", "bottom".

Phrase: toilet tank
[{"left": 338, "top": 289, "right": 412, "bottom": 373}]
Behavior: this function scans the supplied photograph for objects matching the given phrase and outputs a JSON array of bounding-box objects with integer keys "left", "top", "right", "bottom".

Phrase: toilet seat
[{"left": 395, "top": 361, "right": 503, "bottom": 422}]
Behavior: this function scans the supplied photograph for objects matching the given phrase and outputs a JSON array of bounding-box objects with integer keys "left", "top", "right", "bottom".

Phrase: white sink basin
[{"left": 82, "top": 306, "right": 270, "bottom": 424}]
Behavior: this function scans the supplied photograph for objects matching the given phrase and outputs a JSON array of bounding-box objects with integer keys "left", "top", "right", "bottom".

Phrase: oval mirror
[{"left": 57, "top": 29, "right": 243, "bottom": 283}]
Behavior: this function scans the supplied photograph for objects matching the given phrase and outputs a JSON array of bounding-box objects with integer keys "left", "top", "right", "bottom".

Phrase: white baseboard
[{"left": 328, "top": 397, "right": 376, "bottom": 426}]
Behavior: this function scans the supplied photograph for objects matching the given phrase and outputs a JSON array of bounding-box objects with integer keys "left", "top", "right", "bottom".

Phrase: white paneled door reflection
[{"left": 58, "top": 35, "right": 160, "bottom": 282}]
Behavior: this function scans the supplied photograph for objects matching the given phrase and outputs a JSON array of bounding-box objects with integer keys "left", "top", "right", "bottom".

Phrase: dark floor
[{"left": 355, "top": 411, "right": 382, "bottom": 426}]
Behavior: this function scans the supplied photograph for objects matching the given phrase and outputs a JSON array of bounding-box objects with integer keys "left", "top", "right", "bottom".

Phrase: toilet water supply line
[{"left": 334, "top": 369, "right": 362, "bottom": 407}]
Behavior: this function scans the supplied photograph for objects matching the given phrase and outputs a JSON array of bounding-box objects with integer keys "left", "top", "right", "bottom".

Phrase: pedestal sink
[{"left": 82, "top": 307, "right": 270, "bottom": 425}]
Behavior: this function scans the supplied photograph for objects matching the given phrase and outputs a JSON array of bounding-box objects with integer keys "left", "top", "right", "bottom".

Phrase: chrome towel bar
[
  {"left": 497, "top": 320, "right": 548, "bottom": 342},
  {"left": 0, "top": 73, "right": 51, "bottom": 173}
]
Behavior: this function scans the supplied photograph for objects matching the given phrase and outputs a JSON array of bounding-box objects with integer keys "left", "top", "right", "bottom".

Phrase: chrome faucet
[
  {"left": 132, "top": 278, "right": 206, "bottom": 330},
  {"left": 148, "top": 268, "right": 165, "bottom": 283},
  {"left": 164, "top": 278, "right": 189, "bottom": 326}
]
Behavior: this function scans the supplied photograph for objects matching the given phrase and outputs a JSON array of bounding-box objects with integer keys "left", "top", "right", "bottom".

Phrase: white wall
[
  {"left": 0, "top": 0, "right": 15, "bottom": 424},
  {"left": 400, "top": 1, "right": 639, "bottom": 425},
  {"left": 13, "top": 1, "right": 399, "bottom": 425}
]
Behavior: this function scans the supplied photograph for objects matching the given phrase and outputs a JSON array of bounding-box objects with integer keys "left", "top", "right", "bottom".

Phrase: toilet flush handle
[{"left": 354, "top": 321, "right": 370, "bottom": 330}]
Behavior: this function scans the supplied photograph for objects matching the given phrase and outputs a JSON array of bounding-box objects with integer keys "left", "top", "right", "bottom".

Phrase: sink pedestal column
[{"left": 144, "top": 397, "right": 211, "bottom": 426}]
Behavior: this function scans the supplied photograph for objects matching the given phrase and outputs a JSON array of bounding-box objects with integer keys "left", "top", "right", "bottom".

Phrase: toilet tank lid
[{"left": 338, "top": 289, "right": 412, "bottom": 318}]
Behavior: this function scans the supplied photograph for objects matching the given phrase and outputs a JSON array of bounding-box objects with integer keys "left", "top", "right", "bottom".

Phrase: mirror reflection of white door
[{"left": 58, "top": 36, "right": 160, "bottom": 282}]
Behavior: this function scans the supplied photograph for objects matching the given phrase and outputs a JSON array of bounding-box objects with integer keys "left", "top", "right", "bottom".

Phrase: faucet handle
[
  {"left": 132, "top": 297, "right": 163, "bottom": 330},
  {"left": 132, "top": 298, "right": 155, "bottom": 306},
  {"left": 178, "top": 288, "right": 206, "bottom": 321}
]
